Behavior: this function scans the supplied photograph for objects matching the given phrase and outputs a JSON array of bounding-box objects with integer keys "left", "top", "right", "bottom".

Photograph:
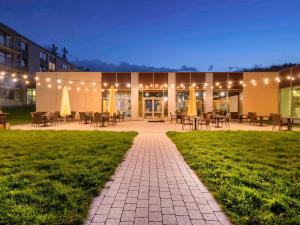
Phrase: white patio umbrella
[
  {"left": 187, "top": 86, "right": 197, "bottom": 117},
  {"left": 60, "top": 86, "right": 71, "bottom": 120},
  {"left": 108, "top": 85, "right": 117, "bottom": 116}
]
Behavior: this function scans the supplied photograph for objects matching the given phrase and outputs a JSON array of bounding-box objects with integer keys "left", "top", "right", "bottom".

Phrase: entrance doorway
[{"left": 143, "top": 97, "right": 164, "bottom": 119}]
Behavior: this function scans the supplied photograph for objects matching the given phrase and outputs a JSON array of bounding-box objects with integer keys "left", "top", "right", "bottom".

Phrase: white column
[
  {"left": 205, "top": 73, "right": 213, "bottom": 112},
  {"left": 168, "top": 72, "right": 176, "bottom": 119},
  {"left": 131, "top": 72, "right": 139, "bottom": 120},
  {"left": 99, "top": 72, "right": 102, "bottom": 112}
]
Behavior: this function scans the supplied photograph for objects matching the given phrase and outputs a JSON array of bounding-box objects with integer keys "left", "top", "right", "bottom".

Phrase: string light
[
  {"left": 69, "top": 81, "right": 73, "bottom": 84},
  {"left": 68, "top": 87, "right": 71, "bottom": 90},
  {"left": 35, "top": 77, "right": 39, "bottom": 81},
  {"left": 127, "top": 83, "right": 131, "bottom": 88},
  {"left": 80, "top": 81, "right": 85, "bottom": 85},
  {"left": 215, "top": 82, "right": 220, "bottom": 86},
  {"left": 47, "top": 84, "right": 52, "bottom": 88},
  {"left": 23, "top": 75, "right": 28, "bottom": 79},
  {"left": 103, "top": 82, "right": 108, "bottom": 87},
  {"left": 13, "top": 78, "right": 17, "bottom": 82},
  {"left": 76, "top": 87, "right": 81, "bottom": 91},
  {"left": 1, "top": 72, "right": 5, "bottom": 75},
  {"left": 58, "top": 85, "right": 62, "bottom": 89},
  {"left": 85, "top": 88, "right": 89, "bottom": 92},
  {"left": 275, "top": 77, "right": 281, "bottom": 82},
  {"left": 115, "top": 83, "right": 119, "bottom": 87},
  {"left": 57, "top": 79, "right": 62, "bottom": 83},
  {"left": 25, "top": 80, "right": 30, "bottom": 85},
  {"left": 0, "top": 75, "right": 4, "bottom": 79},
  {"left": 92, "top": 82, "right": 96, "bottom": 86},
  {"left": 264, "top": 78, "right": 269, "bottom": 84},
  {"left": 11, "top": 73, "right": 16, "bottom": 77}
]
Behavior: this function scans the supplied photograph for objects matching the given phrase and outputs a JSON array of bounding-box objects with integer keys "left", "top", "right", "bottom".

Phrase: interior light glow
[
  {"left": 126, "top": 83, "right": 131, "bottom": 88},
  {"left": 57, "top": 79, "right": 62, "bottom": 83},
  {"left": 25, "top": 80, "right": 30, "bottom": 84},
  {"left": 69, "top": 81, "right": 73, "bottom": 84},
  {"left": 23, "top": 75, "right": 28, "bottom": 79},
  {"left": 13, "top": 78, "right": 17, "bottom": 82},
  {"left": 46, "top": 78, "right": 51, "bottom": 82},
  {"left": 80, "top": 81, "right": 85, "bottom": 85},
  {"left": 48, "top": 84, "right": 52, "bottom": 88},
  {"left": 104, "top": 82, "right": 108, "bottom": 87},
  {"left": 92, "top": 82, "right": 96, "bottom": 86}
]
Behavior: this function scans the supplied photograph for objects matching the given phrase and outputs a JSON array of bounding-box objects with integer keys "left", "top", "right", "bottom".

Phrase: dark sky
[{"left": 1, "top": 0, "right": 299, "bottom": 71}]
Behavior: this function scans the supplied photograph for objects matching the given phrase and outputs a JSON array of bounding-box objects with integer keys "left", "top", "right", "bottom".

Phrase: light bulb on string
[
  {"left": 23, "top": 75, "right": 28, "bottom": 79},
  {"left": 80, "top": 81, "right": 85, "bottom": 85}
]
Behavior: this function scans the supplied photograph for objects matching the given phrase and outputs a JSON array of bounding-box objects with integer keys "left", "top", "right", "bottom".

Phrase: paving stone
[{"left": 84, "top": 133, "right": 229, "bottom": 225}]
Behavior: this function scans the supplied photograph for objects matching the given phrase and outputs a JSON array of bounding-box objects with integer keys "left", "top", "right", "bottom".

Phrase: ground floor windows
[
  {"left": 176, "top": 91, "right": 204, "bottom": 114},
  {"left": 26, "top": 89, "right": 36, "bottom": 105},
  {"left": 102, "top": 90, "right": 131, "bottom": 116},
  {"left": 280, "top": 86, "right": 300, "bottom": 117},
  {"left": 213, "top": 91, "right": 242, "bottom": 114}
]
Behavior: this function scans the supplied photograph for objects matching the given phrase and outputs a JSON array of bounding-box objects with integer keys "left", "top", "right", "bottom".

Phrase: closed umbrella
[
  {"left": 60, "top": 86, "right": 71, "bottom": 120},
  {"left": 108, "top": 85, "right": 117, "bottom": 116},
  {"left": 187, "top": 86, "right": 197, "bottom": 117}
]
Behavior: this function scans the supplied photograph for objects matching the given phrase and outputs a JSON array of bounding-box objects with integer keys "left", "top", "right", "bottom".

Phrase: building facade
[
  {"left": 35, "top": 69, "right": 300, "bottom": 120},
  {"left": 0, "top": 23, "right": 75, "bottom": 106}
]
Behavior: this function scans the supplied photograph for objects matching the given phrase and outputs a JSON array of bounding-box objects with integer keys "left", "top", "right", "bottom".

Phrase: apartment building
[{"left": 0, "top": 22, "right": 75, "bottom": 106}]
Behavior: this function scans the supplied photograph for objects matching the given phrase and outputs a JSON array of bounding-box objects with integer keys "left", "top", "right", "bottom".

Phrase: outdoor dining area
[
  {"left": 170, "top": 86, "right": 300, "bottom": 131},
  {"left": 30, "top": 85, "right": 125, "bottom": 128}
]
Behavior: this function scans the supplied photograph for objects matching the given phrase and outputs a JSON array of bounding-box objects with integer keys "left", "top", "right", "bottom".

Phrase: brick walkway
[{"left": 85, "top": 132, "right": 231, "bottom": 225}]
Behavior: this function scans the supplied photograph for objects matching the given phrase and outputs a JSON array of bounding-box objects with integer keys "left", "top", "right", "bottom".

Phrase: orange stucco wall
[
  {"left": 243, "top": 72, "right": 279, "bottom": 115},
  {"left": 36, "top": 72, "right": 102, "bottom": 116}
]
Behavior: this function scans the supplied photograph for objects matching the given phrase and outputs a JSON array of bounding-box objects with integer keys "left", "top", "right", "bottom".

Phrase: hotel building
[
  {"left": 0, "top": 22, "right": 75, "bottom": 106},
  {"left": 35, "top": 66, "right": 300, "bottom": 120}
]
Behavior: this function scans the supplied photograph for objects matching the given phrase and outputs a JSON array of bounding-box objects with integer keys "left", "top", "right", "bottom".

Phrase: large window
[
  {"left": 39, "top": 51, "right": 47, "bottom": 60},
  {"left": 292, "top": 86, "right": 300, "bottom": 117},
  {"left": 0, "top": 31, "right": 4, "bottom": 45},
  {"left": 49, "top": 61, "right": 56, "bottom": 71},
  {"left": 176, "top": 91, "right": 204, "bottom": 114},
  {"left": 280, "top": 88, "right": 291, "bottom": 117},
  {"left": 26, "top": 89, "right": 36, "bottom": 104}
]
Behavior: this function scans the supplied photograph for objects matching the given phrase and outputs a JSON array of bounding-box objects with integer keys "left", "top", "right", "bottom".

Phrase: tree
[
  {"left": 61, "top": 47, "right": 68, "bottom": 61},
  {"left": 50, "top": 44, "right": 58, "bottom": 56}
]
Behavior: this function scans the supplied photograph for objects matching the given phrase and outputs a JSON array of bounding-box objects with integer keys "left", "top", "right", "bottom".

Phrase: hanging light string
[{"left": 0, "top": 71, "right": 299, "bottom": 90}]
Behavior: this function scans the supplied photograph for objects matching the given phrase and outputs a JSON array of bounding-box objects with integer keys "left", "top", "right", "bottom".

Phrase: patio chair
[
  {"left": 49, "top": 112, "right": 59, "bottom": 126},
  {"left": 92, "top": 112, "right": 102, "bottom": 127},
  {"left": 248, "top": 112, "right": 257, "bottom": 125},
  {"left": 225, "top": 113, "right": 230, "bottom": 127},
  {"left": 109, "top": 113, "right": 117, "bottom": 125},
  {"left": 67, "top": 111, "right": 76, "bottom": 122},
  {"left": 182, "top": 116, "right": 194, "bottom": 130},
  {"left": 118, "top": 112, "right": 125, "bottom": 122},
  {"left": 271, "top": 113, "right": 288, "bottom": 130},
  {"left": 32, "top": 112, "right": 49, "bottom": 127},
  {"left": 198, "top": 113, "right": 211, "bottom": 130},
  {"left": 79, "top": 112, "right": 87, "bottom": 124},
  {"left": 102, "top": 112, "right": 109, "bottom": 126}
]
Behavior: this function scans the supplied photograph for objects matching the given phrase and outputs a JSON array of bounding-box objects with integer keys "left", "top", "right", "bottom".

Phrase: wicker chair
[
  {"left": 92, "top": 112, "right": 102, "bottom": 127},
  {"left": 79, "top": 112, "right": 87, "bottom": 124},
  {"left": 182, "top": 116, "right": 194, "bottom": 130},
  {"left": 198, "top": 113, "right": 211, "bottom": 130}
]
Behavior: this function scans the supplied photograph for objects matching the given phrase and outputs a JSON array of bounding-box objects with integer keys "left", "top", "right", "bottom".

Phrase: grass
[
  {"left": 167, "top": 131, "right": 300, "bottom": 225},
  {"left": 2, "top": 106, "right": 35, "bottom": 125},
  {"left": 0, "top": 130, "right": 137, "bottom": 225}
]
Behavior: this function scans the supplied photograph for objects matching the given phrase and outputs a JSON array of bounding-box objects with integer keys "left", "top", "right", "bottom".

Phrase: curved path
[{"left": 85, "top": 132, "right": 230, "bottom": 225}]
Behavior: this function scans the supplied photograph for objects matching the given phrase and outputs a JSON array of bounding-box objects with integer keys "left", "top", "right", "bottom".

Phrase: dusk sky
[{"left": 0, "top": 0, "right": 299, "bottom": 71}]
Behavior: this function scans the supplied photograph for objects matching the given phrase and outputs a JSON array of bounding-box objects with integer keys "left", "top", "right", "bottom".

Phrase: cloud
[
  {"left": 71, "top": 59, "right": 198, "bottom": 72},
  {"left": 208, "top": 65, "right": 214, "bottom": 71}
]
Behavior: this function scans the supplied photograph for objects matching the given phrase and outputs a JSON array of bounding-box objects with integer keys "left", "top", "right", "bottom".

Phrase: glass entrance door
[{"left": 143, "top": 97, "right": 164, "bottom": 119}]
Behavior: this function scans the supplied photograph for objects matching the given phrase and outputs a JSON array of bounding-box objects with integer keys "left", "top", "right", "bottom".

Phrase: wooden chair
[
  {"left": 271, "top": 114, "right": 288, "bottom": 130},
  {"left": 198, "top": 113, "right": 211, "bottom": 130},
  {"left": 92, "top": 112, "right": 102, "bottom": 127},
  {"left": 67, "top": 111, "right": 76, "bottom": 122},
  {"left": 49, "top": 112, "right": 59, "bottom": 126},
  {"left": 109, "top": 113, "right": 117, "bottom": 125},
  {"left": 79, "top": 112, "right": 86, "bottom": 124},
  {"left": 182, "top": 116, "right": 194, "bottom": 130}
]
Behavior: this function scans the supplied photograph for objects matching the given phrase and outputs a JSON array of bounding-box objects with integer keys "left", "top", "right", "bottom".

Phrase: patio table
[
  {"left": 212, "top": 115, "right": 224, "bottom": 128},
  {"left": 257, "top": 115, "right": 269, "bottom": 126}
]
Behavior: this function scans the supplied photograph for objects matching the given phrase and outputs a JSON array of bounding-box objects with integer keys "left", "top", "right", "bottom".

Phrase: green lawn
[
  {"left": 2, "top": 106, "right": 35, "bottom": 125},
  {"left": 167, "top": 131, "right": 300, "bottom": 225},
  {"left": 0, "top": 130, "right": 137, "bottom": 225}
]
